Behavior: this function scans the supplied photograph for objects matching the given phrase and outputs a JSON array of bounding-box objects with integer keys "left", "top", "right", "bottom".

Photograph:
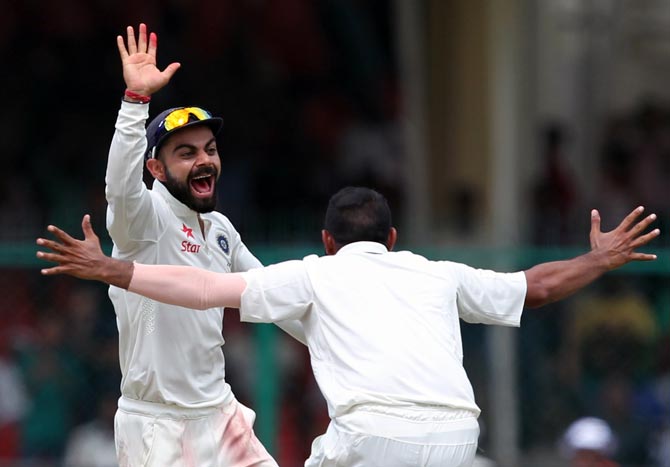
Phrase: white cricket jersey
[
  {"left": 105, "top": 101, "right": 261, "bottom": 408},
  {"left": 240, "top": 241, "right": 527, "bottom": 418}
]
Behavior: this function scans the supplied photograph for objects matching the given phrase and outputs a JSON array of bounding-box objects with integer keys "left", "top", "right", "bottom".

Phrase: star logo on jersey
[{"left": 182, "top": 223, "right": 195, "bottom": 239}]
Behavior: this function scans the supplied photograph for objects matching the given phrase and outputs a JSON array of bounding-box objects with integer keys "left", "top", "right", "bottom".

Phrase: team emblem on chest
[{"left": 217, "top": 234, "right": 230, "bottom": 254}]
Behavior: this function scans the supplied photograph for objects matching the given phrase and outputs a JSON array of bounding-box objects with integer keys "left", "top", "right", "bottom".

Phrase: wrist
[
  {"left": 123, "top": 89, "right": 151, "bottom": 104},
  {"left": 585, "top": 250, "right": 613, "bottom": 272},
  {"left": 100, "top": 258, "right": 135, "bottom": 289}
]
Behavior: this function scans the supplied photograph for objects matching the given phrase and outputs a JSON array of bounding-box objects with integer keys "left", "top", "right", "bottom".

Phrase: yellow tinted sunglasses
[
  {"left": 160, "top": 107, "right": 213, "bottom": 132},
  {"left": 147, "top": 106, "right": 220, "bottom": 159}
]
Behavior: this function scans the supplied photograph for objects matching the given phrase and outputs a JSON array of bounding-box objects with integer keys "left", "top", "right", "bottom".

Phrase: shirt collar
[
  {"left": 152, "top": 179, "right": 198, "bottom": 219},
  {"left": 336, "top": 241, "right": 389, "bottom": 255}
]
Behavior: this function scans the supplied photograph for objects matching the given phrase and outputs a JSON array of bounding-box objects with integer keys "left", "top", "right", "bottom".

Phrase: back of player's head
[{"left": 324, "top": 187, "right": 392, "bottom": 246}]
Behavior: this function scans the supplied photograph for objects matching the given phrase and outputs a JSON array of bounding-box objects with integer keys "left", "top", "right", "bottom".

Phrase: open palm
[
  {"left": 589, "top": 206, "right": 659, "bottom": 270},
  {"left": 117, "top": 23, "right": 180, "bottom": 96}
]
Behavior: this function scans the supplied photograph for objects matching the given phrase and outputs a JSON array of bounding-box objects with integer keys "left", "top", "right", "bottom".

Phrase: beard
[{"left": 163, "top": 165, "right": 218, "bottom": 213}]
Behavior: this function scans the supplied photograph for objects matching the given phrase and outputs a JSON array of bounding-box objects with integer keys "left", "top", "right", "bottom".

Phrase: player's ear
[
  {"left": 386, "top": 227, "right": 397, "bottom": 251},
  {"left": 322, "top": 230, "right": 338, "bottom": 255},
  {"left": 146, "top": 158, "right": 167, "bottom": 182}
]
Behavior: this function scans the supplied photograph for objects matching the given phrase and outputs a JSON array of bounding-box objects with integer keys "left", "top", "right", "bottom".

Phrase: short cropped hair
[{"left": 324, "top": 187, "right": 392, "bottom": 246}]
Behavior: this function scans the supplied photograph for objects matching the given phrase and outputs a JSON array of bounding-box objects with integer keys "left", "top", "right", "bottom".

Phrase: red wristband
[{"left": 124, "top": 89, "right": 151, "bottom": 104}]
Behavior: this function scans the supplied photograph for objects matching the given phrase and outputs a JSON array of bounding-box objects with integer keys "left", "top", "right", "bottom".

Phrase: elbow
[{"left": 196, "top": 291, "right": 214, "bottom": 311}]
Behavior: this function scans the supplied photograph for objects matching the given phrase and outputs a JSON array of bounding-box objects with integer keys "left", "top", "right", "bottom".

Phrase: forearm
[
  {"left": 105, "top": 102, "right": 158, "bottom": 246},
  {"left": 105, "top": 101, "right": 149, "bottom": 203},
  {"left": 524, "top": 251, "right": 609, "bottom": 308},
  {"left": 128, "top": 263, "right": 246, "bottom": 310}
]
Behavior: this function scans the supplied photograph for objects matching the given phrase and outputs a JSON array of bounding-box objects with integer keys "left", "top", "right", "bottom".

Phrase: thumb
[
  {"left": 590, "top": 209, "right": 601, "bottom": 248},
  {"left": 81, "top": 214, "right": 99, "bottom": 242},
  {"left": 162, "top": 62, "right": 181, "bottom": 80}
]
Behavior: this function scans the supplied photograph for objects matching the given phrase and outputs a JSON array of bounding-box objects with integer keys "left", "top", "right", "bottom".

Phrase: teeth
[{"left": 193, "top": 175, "right": 210, "bottom": 180}]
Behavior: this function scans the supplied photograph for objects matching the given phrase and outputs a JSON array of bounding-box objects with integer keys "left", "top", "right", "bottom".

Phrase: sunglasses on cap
[
  {"left": 147, "top": 106, "right": 222, "bottom": 159},
  {"left": 160, "top": 107, "right": 213, "bottom": 132}
]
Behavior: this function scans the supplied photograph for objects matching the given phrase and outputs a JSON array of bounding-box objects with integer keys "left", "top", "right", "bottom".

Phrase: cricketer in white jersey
[
  {"left": 107, "top": 101, "right": 264, "bottom": 409},
  {"left": 101, "top": 23, "right": 304, "bottom": 467},
  {"left": 35, "top": 186, "right": 660, "bottom": 466}
]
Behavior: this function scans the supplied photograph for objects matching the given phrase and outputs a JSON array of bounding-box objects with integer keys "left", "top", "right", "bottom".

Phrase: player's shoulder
[
  {"left": 259, "top": 258, "right": 310, "bottom": 280},
  {"left": 390, "top": 249, "right": 435, "bottom": 266},
  {"left": 392, "top": 250, "right": 474, "bottom": 277},
  {"left": 145, "top": 186, "right": 171, "bottom": 212}
]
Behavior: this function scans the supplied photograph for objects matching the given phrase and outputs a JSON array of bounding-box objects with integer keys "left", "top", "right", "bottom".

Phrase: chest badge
[
  {"left": 217, "top": 234, "right": 230, "bottom": 254},
  {"left": 180, "top": 223, "right": 201, "bottom": 253},
  {"left": 182, "top": 223, "right": 195, "bottom": 239}
]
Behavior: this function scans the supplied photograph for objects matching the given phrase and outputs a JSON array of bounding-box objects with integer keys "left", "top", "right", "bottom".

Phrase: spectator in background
[
  {"left": 531, "top": 123, "right": 578, "bottom": 245},
  {"left": 562, "top": 276, "right": 657, "bottom": 385},
  {"left": 630, "top": 102, "right": 670, "bottom": 236},
  {"left": 16, "top": 312, "right": 85, "bottom": 462},
  {"left": 0, "top": 329, "right": 28, "bottom": 462},
  {"left": 597, "top": 376, "right": 654, "bottom": 465},
  {"left": 596, "top": 103, "right": 670, "bottom": 243},
  {"left": 649, "top": 333, "right": 670, "bottom": 466},
  {"left": 563, "top": 275, "right": 658, "bottom": 464},
  {"left": 558, "top": 277, "right": 658, "bottom": 465},
  {"left": 63, "top": 390, "right": 118, "bottom": 467},
  {"left": 59, "top": 283, "right": 120, "bottom": 425},
  {"left": 595, "top": 117, "right": 640, "bottom": 231},
  {"left": 559, "top": 416, "right": 619, "bottom": 467}
]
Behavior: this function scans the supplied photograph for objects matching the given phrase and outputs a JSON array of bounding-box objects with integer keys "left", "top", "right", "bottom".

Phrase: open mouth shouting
[{"left": 189, "top": 169, "right": 217, "bottom": 199}]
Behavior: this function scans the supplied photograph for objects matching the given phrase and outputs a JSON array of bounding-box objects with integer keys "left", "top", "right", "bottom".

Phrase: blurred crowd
[
  {"left": 0, "top": 275, "right": 120, "bottom": 466},
  {"left": 517, "top": 105, "right": 670, "bottom": 466},
  {"left": 530, "top": 103, "right": 670, "bottom": 247},
  {"left": 0, "top": 0, "right": 669, "bottom": 466}
]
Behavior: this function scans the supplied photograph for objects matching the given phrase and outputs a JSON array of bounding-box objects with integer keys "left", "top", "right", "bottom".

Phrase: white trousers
[
  {"left": 305, "top": 406, "right": 480, "bottom": 467},
  {"left": 114, "top": 397, "right": 278, "bottom": 467}
]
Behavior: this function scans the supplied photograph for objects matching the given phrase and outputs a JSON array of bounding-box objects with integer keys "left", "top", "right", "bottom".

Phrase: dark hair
[{"left": 324, "top": 187, "right": 392, "bottom": 246}]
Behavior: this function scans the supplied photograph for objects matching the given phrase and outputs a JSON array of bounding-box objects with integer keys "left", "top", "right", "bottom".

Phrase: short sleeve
[
  {"left": 240, "top": 260, "right": 314, "bottom": 323},
  {"left": 442, "top": 261, "right": 527, "bottom": 327}
]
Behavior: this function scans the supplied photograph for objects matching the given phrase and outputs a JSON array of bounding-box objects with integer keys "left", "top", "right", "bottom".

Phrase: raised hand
[
  {"left": 118, "top": 23, "right": 181, "bottom": 97},
  {"left": 589, "top": 206, "right": 660, "bottom": 270}
]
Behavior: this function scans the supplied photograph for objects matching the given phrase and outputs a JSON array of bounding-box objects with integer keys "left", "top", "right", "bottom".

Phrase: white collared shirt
[
  {"left": 241, "top": 241, "right": 527, "bottom": 417},
  {"left": 105, "top": 101, "right": 261, "bottom": 408}
]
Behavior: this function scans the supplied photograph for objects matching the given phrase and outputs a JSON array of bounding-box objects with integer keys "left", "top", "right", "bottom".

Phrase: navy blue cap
[{"left": 145, "top": 107, "right": 223, "bottom": 159}]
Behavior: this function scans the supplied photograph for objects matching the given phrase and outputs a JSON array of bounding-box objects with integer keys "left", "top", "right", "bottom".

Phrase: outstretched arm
[
  {"left": 37, "top": 216, "right": 245, "bottom": 310},
  {"left": 524, "top": 207, "right": 660, "bottom": 308}
]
